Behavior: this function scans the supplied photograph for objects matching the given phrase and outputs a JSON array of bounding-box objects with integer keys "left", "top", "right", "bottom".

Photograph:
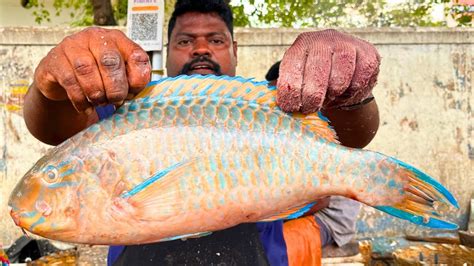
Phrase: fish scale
[
  {"left": 98, "top": 123, "right": 333, "bottom": 215},
  {"left": 8, "top": 74, "right": 459, "bottom": 245}
]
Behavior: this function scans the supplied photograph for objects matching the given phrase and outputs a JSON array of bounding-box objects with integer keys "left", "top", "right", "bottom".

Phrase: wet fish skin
[{"left": 9, "top": 75, "right": 458, "bottom": 245}]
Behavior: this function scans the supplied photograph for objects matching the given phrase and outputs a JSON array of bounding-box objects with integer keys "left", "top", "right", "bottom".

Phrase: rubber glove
[{"left": 277, "top": 29, "right": 381, "bottom": 114}]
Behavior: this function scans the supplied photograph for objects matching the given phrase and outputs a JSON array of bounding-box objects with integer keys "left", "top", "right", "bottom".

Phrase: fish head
[{"left": 8, "top": 146, "right": 85, "bottom": 237}]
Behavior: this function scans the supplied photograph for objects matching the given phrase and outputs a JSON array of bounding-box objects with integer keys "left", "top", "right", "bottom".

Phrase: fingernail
[
  {"left": 89, "top": 91, "right": 107, "bottom": 105},
  {"left": 113, "top": 100, "right": 124, "bottom": 107},
  {"left": 84, "top": 107, "right": 94, "bottom": 115}
]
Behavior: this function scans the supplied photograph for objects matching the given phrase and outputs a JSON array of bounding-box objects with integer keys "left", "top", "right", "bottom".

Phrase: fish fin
[
  {"left": 135, "top": 75, "right": 338, "bottom": 142},
  {"left": 292, "top": 112, "right": 339, "bottom": 143},
  {"left": 159, "top": 231, "right": 212, "bottom": 242},
  {"left": 120, "top": 160, "right": 190, "bottom": 199},
  {"left": 120, "top": 160, "right": 195, "bottom": 220},
  {"left": 375, "top": 206, "right": 459, "bottom": 230},
  {"left": 134, "top": 75, "right": 277, "bottom": 107},
  {"left": 391, "top": 157, "right": 459, "bottom": 208},
  {"left": 369, "top": 156, "right": 459, "bottom": 230},
  {"left": 259, "top": 202, "right": 315, "bottom": 222}
]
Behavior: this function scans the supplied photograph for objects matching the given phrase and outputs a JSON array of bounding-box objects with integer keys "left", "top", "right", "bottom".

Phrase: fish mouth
[
  {"left": 9, "top": 198, "right": 53, "bottom": 225},
  {"left": 9, "top": 206, "right": 22, "bottom": 226},
  {"left": 10, "top": 208, "right": 74, "bottom": 237},
  {"left": 10, "top": 209, "right": 40, "bottom": 230}
]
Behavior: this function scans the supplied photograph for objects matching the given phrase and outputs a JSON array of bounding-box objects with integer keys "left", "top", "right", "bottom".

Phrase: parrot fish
[{"left": 9, "top": 75, "right": 458, "bottom": 245}]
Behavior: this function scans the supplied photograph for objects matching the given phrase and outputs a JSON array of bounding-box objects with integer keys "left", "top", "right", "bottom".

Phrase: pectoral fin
[
  {"left": 120, "top": 160, "right": 194, "bottom": 220},
  {"left": 159, "top": 231, "right": 213, "bottom": 242}
]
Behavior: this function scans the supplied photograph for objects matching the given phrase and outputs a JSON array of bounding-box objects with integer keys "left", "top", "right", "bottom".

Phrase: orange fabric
[{"left": 283, "top": 216, "right": 322, "bottom": 266}]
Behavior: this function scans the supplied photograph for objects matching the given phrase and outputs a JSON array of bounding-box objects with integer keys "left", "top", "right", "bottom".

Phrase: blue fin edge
[
  {"left": 148, "top": 74, "right": 271, "bottom": 88},
  {"left": 140, "top": 75, "right": 275, "bottom": 106},
  {"left": 376, "top": 206, "right": 458, "bottom": 230},
  {"left": 120, "top": 161, "right": 187, "bottom": 199},
  {"left": 317, "top": 112, "right": 330, "bottom": 122},
  {"left": 286, "top": 202, "right": 316, "bottom": 220}
]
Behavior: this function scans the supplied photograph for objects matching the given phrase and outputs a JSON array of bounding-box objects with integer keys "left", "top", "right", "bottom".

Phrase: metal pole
[{"left": 151, "top": 51, "right": 163, "bottom": 80}]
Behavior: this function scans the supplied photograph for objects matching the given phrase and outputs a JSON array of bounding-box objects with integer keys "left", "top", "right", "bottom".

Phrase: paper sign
[{"left": 127, "top": 0, "right": 164, "bottom": 51}]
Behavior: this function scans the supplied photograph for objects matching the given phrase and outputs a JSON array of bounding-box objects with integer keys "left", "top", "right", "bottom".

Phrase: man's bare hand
[
  {"left": 277, "top": 29, "right": 380, "bottom": 114},
  {"left": 33, "top": 27, "right": 151, "bottom": 113}
]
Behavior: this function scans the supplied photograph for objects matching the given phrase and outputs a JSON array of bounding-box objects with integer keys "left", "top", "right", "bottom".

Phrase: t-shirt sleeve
[{"left": 314, "top": 196, "right": 361, "bottom": 246}]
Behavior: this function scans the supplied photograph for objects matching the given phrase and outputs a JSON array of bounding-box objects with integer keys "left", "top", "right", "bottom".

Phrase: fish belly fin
[
  {"left": 259, "top": 202, "right": 316, "bottom": 222},
  {"left": 134, "top": 74, "right": 277, "bottom": 107},
  {"left": 120, "top": 160, "right": 194, "bottom": 219},
  {"left": 368, "top": 156, "right": 459, "bottom": 230},
  {"left": 159, "top": 231, "right": 213, "bottom": 242}
]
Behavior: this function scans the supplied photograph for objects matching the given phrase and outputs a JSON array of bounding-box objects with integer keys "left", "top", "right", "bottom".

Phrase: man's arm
[
  {"left": 23, "top": 82, "right": 98, "bottom": 145},
  {"left": 24, "top": 27, "right": 151, "bottom": 145},
  {"left": 322, "top": 97, "right": 379, "bottom": 149}
]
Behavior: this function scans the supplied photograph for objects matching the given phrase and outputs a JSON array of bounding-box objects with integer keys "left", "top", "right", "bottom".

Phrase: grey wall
[{"left": 1, "top": 27, "right": 472, "bottom": 246}]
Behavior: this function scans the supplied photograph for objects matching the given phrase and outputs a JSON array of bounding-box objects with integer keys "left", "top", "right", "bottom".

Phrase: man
[{"left": 23, "top": 0, "right": 380, "bottom": 265}]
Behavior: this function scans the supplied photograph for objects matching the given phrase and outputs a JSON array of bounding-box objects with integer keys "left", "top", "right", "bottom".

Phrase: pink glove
[{"left": 277, "top": 29, "right": 381, "bottom": 114}]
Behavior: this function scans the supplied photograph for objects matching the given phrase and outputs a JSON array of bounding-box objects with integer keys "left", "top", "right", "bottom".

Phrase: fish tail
[{"left": 370, "top": 156, "right": 459, "bottom": 230}]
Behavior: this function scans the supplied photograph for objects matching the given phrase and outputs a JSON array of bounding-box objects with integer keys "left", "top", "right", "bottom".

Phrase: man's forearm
[
  {"left": 23, "top": 83, "right": 98, "bottom": 145},
  {"left": 322, "top": 98, "right": 379, "bottom": 149}
]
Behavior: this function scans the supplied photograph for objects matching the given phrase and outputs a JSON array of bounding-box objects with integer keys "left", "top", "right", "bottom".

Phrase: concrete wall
[
  {"left": 0, "top": 27, "right": 472, "bottom": 246},
  {"left": 0, "top": 0, "right": 75, "bottom": 27}
]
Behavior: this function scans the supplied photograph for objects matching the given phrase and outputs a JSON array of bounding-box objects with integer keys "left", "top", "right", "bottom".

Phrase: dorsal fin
[
  {"left": 135, "top": 74, "right": 276, "bottom": 107},
  {"left": 135, "top": 74, "right": 338, "bottom": 143},
  {"left": 293, "top": 112, "right": 339, "bottom": 144}
]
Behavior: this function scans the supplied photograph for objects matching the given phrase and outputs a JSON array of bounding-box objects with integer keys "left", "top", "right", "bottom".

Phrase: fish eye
[{"left": 43, "top": 165, "right": 59, "bottom": 183}]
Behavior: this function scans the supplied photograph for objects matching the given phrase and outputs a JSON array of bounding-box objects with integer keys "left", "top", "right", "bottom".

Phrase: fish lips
[
  {"left": 10, "top": 207, "right": 76, "bottom": 236},
  {"left": 9, "top": 206, "right": 21, "bottom": 226}
]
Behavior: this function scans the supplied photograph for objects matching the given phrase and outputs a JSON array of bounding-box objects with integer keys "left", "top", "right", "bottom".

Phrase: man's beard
[{"left": 179, "top": 55, "right": 222, "bottom": 76}]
